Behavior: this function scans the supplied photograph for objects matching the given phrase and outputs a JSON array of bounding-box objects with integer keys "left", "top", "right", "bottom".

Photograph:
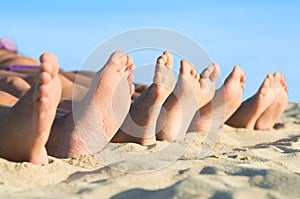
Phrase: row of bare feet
[{"left": 0, "top": 51, "right": 288, "bottom": 165}]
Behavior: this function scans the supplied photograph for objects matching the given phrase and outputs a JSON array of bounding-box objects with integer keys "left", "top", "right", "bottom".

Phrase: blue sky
[{"left": 1, "top": 0, "right": 300, "bottom": 102}]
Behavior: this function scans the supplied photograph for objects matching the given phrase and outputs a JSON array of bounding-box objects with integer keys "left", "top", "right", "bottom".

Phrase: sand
[{"left": 0, "top": 102, "right": 300, "bottom": 198}]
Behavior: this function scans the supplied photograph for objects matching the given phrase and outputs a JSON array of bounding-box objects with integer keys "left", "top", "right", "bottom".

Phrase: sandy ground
[{"left": 0, "top": 102, "right": 299, "bottom": 198}]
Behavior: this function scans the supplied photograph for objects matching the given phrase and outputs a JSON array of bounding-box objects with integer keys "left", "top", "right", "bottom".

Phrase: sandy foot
[
  {"left": 47, "top": 51, "right": 135, "bottom": 157},
  {"left": 189, "top": 65, "right": 246, "bottom": 132},
  {"left": 0, "top": 53, "right": 61, "bottom": 165},
  {"left": 156, "top": 61, "right": 220, "bottom": 141},
  {"left": 254, "top": 72, "right": 288, "bottom": 130},
  {"left": 226, "top": 74, "right": 275, "bottom": 130},
  {"left": 112, "top": 51, "right": 176, "bottom": 145}
]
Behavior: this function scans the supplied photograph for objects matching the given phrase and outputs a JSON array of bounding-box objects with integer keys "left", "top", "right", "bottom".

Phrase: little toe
[
  {"left": 127, "top": 72, "right": 134, "bottom": 84},
  {"left": 129, "top": 83, "right": 135, "bottom": 95},
  {"left": 195, "top": 73, "right": 200, "bottom": 80},
  {"left": 190, "top": 68, "right": 195, "bottom": 76},
  {"left": 209, "top": 63, "right": 220, "bottom": 82}
]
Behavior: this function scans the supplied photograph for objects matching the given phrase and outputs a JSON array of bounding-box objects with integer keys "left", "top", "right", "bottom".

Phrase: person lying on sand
[
  {"left": 0, "top": 40, "right": 288, "bottom": 165},
  {"left": 0, "top": 38, "right": 93, "bottom": 101}
]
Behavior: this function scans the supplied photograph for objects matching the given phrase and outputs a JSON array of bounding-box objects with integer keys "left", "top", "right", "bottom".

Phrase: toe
[
  {"left": 126, "top": 62, "right": 135, "bottom": 73},
  {"left": 241, "top": 71, "right": 246, "bottom": 83},
  {"left": 161, "top": 54, "right": 168, "bottom": 63},
  {"left": 199, "top": 78, "right": 207, "bottom": 89},
  {"left": 107, "top": 51, "right": 127, "bottom": 71},
  {"left": 39, "top": 71, "right": 52, "bottom": 85},
  {"left": 157, "top": 56, "right": 166, "bottom": 66},
  {"left": 126, "top": 55, "right": 134, "bottom": 66},
  {"left": 200, "top": 62, "right": 219, "bottom": 80},
  {"left": 180, "top": 60, "right": 193, "bottom": 75},
  {"left": 273, "top": 72, "right": 281, "bottom": 84},
  {"left": 127, "top": 72, "right": 134, "bottom": 84},
  {"left": 242, "top": 84, "right": 246, "bottom": 90},
  {"left": 195, "top": 73, "right": 200, "bottom": 80},
  {"left": 190, "top": 68, "right": 195, "bottom": 76},
  {"left": 40, "top": 53, "right": 59, "bottom": 74},
  {"left": 231, "top": 65, "right": 242, "bottom": 78},
  {"left": 129, "top": 83, "right": 135, "bottom": 95},
  {"left": 268, "top": 74, "right": 275, "bottom": 86},
  {"left": 40, "top": 62, "right": 54, "bottom": 78},
  {"left": 163, "top": 51, "right": 173, "bottom": 69},
  {"left": 262, "top": 74, "right": 273, "bottom": 88},
  {"left": 209, "top": 63, "right": 220, "bottom": 82}
]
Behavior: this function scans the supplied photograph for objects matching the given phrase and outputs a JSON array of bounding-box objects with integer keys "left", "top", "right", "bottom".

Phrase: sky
[{"left": 1, "top": 0, "right": 300, "bottom": 102}]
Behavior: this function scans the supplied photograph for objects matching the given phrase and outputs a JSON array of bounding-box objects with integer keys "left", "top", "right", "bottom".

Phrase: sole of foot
[
  {"left": 226, "top": 74, "right": 275, "bottom": 130},
  {"left": 189, "top": 65, "right": 246, "bottom": 132},
  {"left": 254, "top": 72, "right": 288, "bottom": 130},
  {"left": 156, "top": 61, "right": 220, "bottom": 141},
  {"left": 47, "top": 51, "right": 135, "bottom": 157},
  {"left": 0, "top": 53, "right": 61, "bottom": 165}
]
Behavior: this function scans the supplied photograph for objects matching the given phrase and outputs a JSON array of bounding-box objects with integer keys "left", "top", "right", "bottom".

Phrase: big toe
[
  {"left": 230, "top": 65, "right": 246, "bottom": 82},
  {"left": 107, "top": 51, "right": 128, "bottom": 70},
  {"left": 259, "top": 74, "right": 274, "bottom": 91},
  {"left": 40, "top": 53, "right": 59, "bottom": 77},
  {"left": 180, "top": 60, "right": 193, "bottom": 75}
]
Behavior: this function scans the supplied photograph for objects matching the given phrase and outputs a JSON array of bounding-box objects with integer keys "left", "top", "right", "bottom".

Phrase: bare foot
[
  {"left": 254, "top": 72, "right": 288, "bottom": 130},
  {"left": 47, "top": 51, "right": 135, "bottom": 157},
  {"left": 0, "top": 53, "right": 61, "bottom": 165},
  {"left": 156, "top": 61, "right": 220, "bottom": 141},
  {"left": 188, "top": 65, "right": 246, "bottom": 132},
  {"left": 112, "top": 51, "right": 176, "bottom": 145},
  {"left": 226, "top": 74, "right": 275, "bottom": 130}
]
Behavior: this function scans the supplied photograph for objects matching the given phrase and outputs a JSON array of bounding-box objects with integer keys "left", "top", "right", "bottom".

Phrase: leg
[
  {"left": 0, "top": 53, "right": 61, "bottom": 165},
  {"left": 46, "top": 51, "right": 135, "bottom": 157},
  {"left": 0, "top": 70, "right": 27, "bottom": 79},
  {"left": 59, "top": 70, "right": 92, "bottom": 88},
  {"left": 188, "top": 66, "right": 246, "bottom": 132},
  {"left": 0, "top": 76, "right": 30, "bottom": 98},
  {"left": 0, "top": 56, "right": 39, "bottom": 68},
  {"left": 57, "top": 74, "right": 88, "bottom": 101},
  {"left": 0, "top": 91, "right": 18, "bottom": 107},
  {"left": 156, "top": 61, "right": 220, "bottom": 141},
  {"left": 112, "top": 51, "right": 176, "bottom": 145},
  {"left": 24, "top": 72, "right": 88, "bottom": 101},
  {"left": 226, "top": 74, "right": 275, "bottom": 130}
]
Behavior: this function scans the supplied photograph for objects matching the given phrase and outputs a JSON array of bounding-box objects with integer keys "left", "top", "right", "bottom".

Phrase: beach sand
[{"left": 0, "top": 102, "right": 299, "bottom": 198}]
